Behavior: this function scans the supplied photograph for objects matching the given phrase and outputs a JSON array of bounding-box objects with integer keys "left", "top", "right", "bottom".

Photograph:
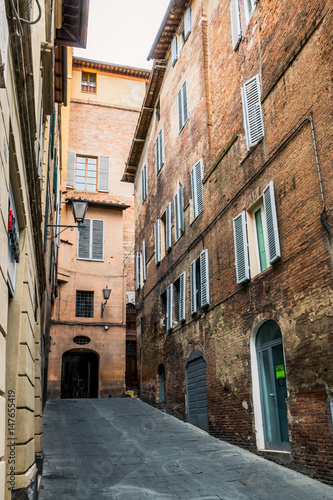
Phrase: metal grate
[
  {"left": 73, "top": 336, "right": 91, "bottom": 345},
  {"left": 126, "top": 341, "right": 137, "bottom": 356},
  {"left": 76, "top": 291, "right": 94, "bottom": 318}
]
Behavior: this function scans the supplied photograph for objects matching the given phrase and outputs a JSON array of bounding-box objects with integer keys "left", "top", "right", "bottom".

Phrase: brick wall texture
[{"left": 133, "top": 0, "right": 333, "bottom": 485}]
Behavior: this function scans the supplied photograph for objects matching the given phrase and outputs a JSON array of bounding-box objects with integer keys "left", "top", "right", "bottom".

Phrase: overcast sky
[{"left": 74, "top": 0, "right": 170, "bottom": 69}]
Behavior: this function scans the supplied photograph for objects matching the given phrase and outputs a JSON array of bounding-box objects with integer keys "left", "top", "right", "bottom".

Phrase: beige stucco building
[{"left": 48, "top": 57, "right": 149, "bottom": 399}]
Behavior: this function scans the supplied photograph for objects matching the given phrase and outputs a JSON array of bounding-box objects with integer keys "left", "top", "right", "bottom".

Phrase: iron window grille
[
  {"left": 73, "top": 336, "right": 91, "bottom": 345},
  {"left": 76, "top": 291, "right": 94, "bottom": 318}
]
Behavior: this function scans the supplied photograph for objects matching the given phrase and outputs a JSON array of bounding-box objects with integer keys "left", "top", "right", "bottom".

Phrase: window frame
[
  {"left": 81, "top": 71, "right": 97, "bottom": 94},
  {"left": 156, "top": 128, "right": 164, "bottom": 174},
  {"left": 178, "top": 80, "right": 189, "bottom": 132},
  {"left": 241, "top": 74, "right": 264, "bottom": 151},
  {"left": 191, "top": 159, "right": 204, "bottom": 220},
  {"left": 243, "top": 0, "right": 256, "bottom": 25},
  {"left": 141, "top": 164, "right": 147, "bottom": 203},
  {"left": 75, "top": 155, "right": 98, "bottom": 192},
  {"left": 75, "top": 290, "right": 94, "bottom": 318},
  {"left": 190, "top": 249, "right": 210, "bottom": 315},
  {"left": 77, "top": 218, "right": 104, "bottom": 262}
]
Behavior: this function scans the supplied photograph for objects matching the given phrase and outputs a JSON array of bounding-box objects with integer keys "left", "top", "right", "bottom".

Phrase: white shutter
[
  {"left": 184, "top": 7, "right": 191, "bottom": 40},
  {"left": 37, "top": 101, "right": 44, "bottom": 178},
  {"left": 166, "top": 202, "right": 172, "bottom": 252},
  {"left": 159, "top": 129, "right": 164, "bottom": 167},
  {"left": 200, "top": 249, "right": 210, "bottom": 308},
  {"left": 263, "top": 181, "right": 281, "bottom": 264},
  {"left": 178, "top": 89, "right": 183, "bottom": 131},
  {"left": 156, "top": 137, "right": 160, "bottom": 174},
  {"left": 179, "top": 272, "right": 186, "bottom": 322},
  {"left": 233, "top": 211, "right": 250, "bottom": 283},
  {"left": 155, "top": 219, "right": 161, "bottom": 265},
  {"left": 241, "top": 75, "right": 264, "bottom": 150},
  {"left": 182, "top": 81, "right": 188, "bottom": 124},
  {"left": 66, "top": 151, "right": 75, "bottom": 188},
  {"left": 192, "top": 160, "right": 204, "bottom": 219},
  {"left": 171, "top": 36, "right": 178, "bottom": 66},
  {"left": 91, "top": 220, "right": 104, "bottom": 261},
  {"left": 135, "top": 251, "right": 140, "bottom": 290},
  {"left": 174, "top": 192, "right": 179, "bottom": 240},
  {"left": 98, "top": 156, "right": 110, "bottom": 192},
  {"left": 190, "top": 260, "right": 197, "bottom": 315},
  {"left": 142, "top": 164, "right": 147, "bottom": 202},
  {"left": 56, "top": 203, "right": 61, "bottom": 248},
  {"left": 166, "top": 284, "right": 173, "bottom": 332},
  {"left": 179, "top": 181, "right": 184, "bottom": 234},
  {"left": 78, "top": 219, "right": 91, "bottom": 259},
  {"left": 230, "top": 0, "right": 242, "bottom": 50},
  {"left": 142, "top": 240, "right": 146, "bottom": 282}
]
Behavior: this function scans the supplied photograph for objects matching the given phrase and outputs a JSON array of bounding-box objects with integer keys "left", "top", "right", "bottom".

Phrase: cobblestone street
[{"left": 39, "top": 399, "right": 333, "bottom": 500}]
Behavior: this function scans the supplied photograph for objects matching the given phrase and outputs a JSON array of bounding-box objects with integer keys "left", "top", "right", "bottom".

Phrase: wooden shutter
[
  {"left": 91, "top": 220, "right": 104, "bottom": 261},
  {"left": 200, "top": 249, "right": 210, "bottom": 308},
  {"left": 179, "top": 272, "right": 186, "bottom": 322},
  {"left": 66, "top": 151, "right": 76, "bottom": 188},
  {"left": 166, "top": 202, "right": 172, "bottom": 252},
  {"left": 155, "top": 219, "right": 161, "bottom": 264},
  {"left": 191, "top": 160, "right": 204, "bottom": 219},
  {"left": 190, "top": 259, "right": 197, "bottom": 315},
  {"left": 241, "top": 74, "right": 264, "bottom": 150},
  {"left": 78, "top": 219, "right": 91, "bottom": 259},
  {"left": 230, "top": 0, "right": 241, "bottom": 50},
  {"left": 166, "top": 284, "right": 173, "bottom": 332},
  {"left": 98, "top": 156, "right": 110, "bottom": 192},
  {"left": 263, "top": 181, "right": 281, "bottom": 264},
  {"left": 184, "top": 7, "right": 191, "bottom": 40},
  {"left": 56, "top": 202, "right": 61, "bottom": 248},
  {"left": 142, "top": 240, "right": 146, "bottom": 282},
  {"left": 182, "top": 81, "right": 188, "bottom": 124},
  {"left": 233, "top": 211, "right": 250, "bottom": 283},
  {"left": 178, "top": 89, "right": 183, "bottom": 131},
  {"left": 135, "top": 251, "right": 140, "bottom": 290},
  {"left": 171, "top": 36, "right": 178, "bottom": 66},
  {"left": 156, "top": 137, "right": 160, "bottom": 174}
]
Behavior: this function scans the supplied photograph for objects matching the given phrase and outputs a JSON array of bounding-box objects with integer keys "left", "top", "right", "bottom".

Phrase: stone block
[
  {"left": 15, "top": 408, "right": 34, "bottom": 443},
  {"left": 34, "top": 433, "right": 43, "bottom": 455},
  {"left": 0, "top": 395, "right": 5, "bottom": 458},
  {"left": 16, "top": 376, "right": 34, "bottom": 411},
  {"left": 34, "top": 415, "right": 42, "bottom": 435},
  {"left": 18, "top": 344, "right": 35, "bottom": 385},
  {"left": 15, "top": 439, "right": 35, "bottom": 474},
  {"left": 0, "top": 334, "right": 5, "bottom": 393},
  {"left": 0, "top": 460, "right": 5, "bottom": 500}
]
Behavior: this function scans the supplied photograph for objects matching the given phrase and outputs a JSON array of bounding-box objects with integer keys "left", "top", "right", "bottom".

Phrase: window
[
  {"left": 178, "top": 81, "right": 188, "bottom": 132},
  {"left": 155, "top": 203, "right": 172, "bottom": 265},
  {"left": 190, "top": 249, "right": 210, "bottom": 315},
  {"left": 156, "top": 129, "right": 164, "bottom": 174},
  {"left": 135, "top": 242, "right": 146, "bottom": 291},
  {"left": 37, "top": 97, "right": 44, "bottom": 177},
  {"left": 174, "top": 181, "right": 184, "bottom": 240},
  {"left": 78, "top": 219, "right": 104, "bottom": 261},
  {"left": 66, "top": 153, "right": 110, "bottom": 192},
  {"left": 141, "top": 164, "right": 147, "bottom": 203},
  {"left": 243, "top": 0, "right": 256, "bottom": 24},
  {"left": 156, "top": 99, "right": 160, "bottom": 121},
  {"left": 76, "top": 291, "right": 94, "bottom": 318},
  {"left": 82, "top": 71, "right": 96, "bottom": 93},
  {"left": 233, "top": 181, "right": 281, "bottom": 284},
  {"left": 171, "top": 7, "right": 191, "bottom": 66},
  {"left": 191, "top": 159, "right": 204, "bottom": 220},
  {"left": 135, "top": 251, "right": 140, "bottom": 291},
  {"left": 241, "top": 74, "right": 264, "bottom": 150},
  {"left": 230, "top": 0, "right": 242, "bottom": 50},
  {"left": 166, "top": 272, "right": 186, "bottom": 333},
  {"left": 8, "top": 185, "right": 20, "bottom": 297}
]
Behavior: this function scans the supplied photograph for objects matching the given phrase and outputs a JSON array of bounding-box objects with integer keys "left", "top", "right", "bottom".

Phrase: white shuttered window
[
  {"left": 263, "top": 181, "right": 281, "bottom": 264},
  {"left": 233, "top": 211, "right": 250, "bottom": 284},
  {"left": 154, "top": 219, "right": 161, "bottom": 265},
  {"left": 166, "top": 202, "right": 172, "bottom": 252},
  {"left": 78, "top": 219, "right": 104, "bottom": 261},
  {"left": 200, "top": 249, "right": 210, "bottom": 308},
  {"left": 179, "top": 272, "right": 186, "bottom": 322},
  {"left": 166, "top": 284, "right": 173, "bottom": 332},
  {"left": 98, "top": 156, "right": 110, "bottom": 192},
  {"left": 230, "top": 0, "right": 242, "bottom": 50},
  {"left": 171, "top": 36, "right": 178, "bottom": 66},
  {"left": 178, "top": 81, "right": 188, "bottom": 132},
  {"left": 141, "top": 164, "right": 147, "bottom": 203},
  {"left": 191, "top": 159, "right": 204, "bottom": 220},
  {"left": 135, "top": 251, "right": 140, "bottom": 290},
  {"left": 174, "top": 181, "right": 184, "bottom": 240},
  {"left": 142, "top": 240, "right": 147, "bottom": 282},
  {"left": 241, "top": 75, "right": 264, "bottom": 150},
  {"left": 184, "top": 7, "right": 191, "bottom": 40},
  {"left": 156, "top": 129, "right": 164, "bottom": 174},
  {"left": 190, "top": 249, "right": 210, "bottom": 314}
]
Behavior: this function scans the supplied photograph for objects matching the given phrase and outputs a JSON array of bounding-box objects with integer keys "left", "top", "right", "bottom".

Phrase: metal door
[{"left": 186, "top": 352, "right": 209, "bottom": 431}]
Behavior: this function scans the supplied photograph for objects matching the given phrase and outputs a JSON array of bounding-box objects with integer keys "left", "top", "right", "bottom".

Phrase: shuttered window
[
  {"left": 190, "top": 249, "right": 210, "bottom": 314},
  {"left": 191, "top": 159, "right": 204, "bottom": 220},
  {"left": 156, "top": 129, "right": 164, "bottom": 174},
  {"left": 142, "top": 240, "right": 146, "bottom": 282},
  {"left": 179, "top": 272, "right": 186, "bottom": 323},
  {"left": 174, "top": 181, "right": 184, "bottom": 240},
  {"left": 154, "top": 219, "right": 161, "bottom": 265},
  {"left": 190, "top": 260, "right": 197, "bottom": 315},
  {"left": 135, "top": 251, "right": 140, "bottom": 291},
  {"left": 178, "top": 81, "right": 188, "bottom": 132},
  {"left": 78, "top": 218, "right": 104, "bottom": 261},
  {"left": 263, "top": 181, "right": 281, "bottom": 264},
  {"left": 171, "top": 36, "right": 178, "bottom": 66},
  {"left": 66, "top": 151, "right": 76, "bottom": 188},
  {"left": 241, "top": 74, "right": 264, "bottom": 150},
  {"left": 37, "top": 99, "right": 44, "bottom": 177},
  {"left": 98, "top": 156, "right": 110, "bottom": 192},
  {"left": 166, "top": 284, "right": 173, "bottom": 332},
  {"left": 56, "top": 202, "right": 61, "bottom": 248},
  {"left": 184, "top": 7, "right": 191, "bottom": 40},
  {"left": 166, "top": 202, "right": 172, "bottom": 252},
  {"left": 233, "top": 211, "right": 250, "bottom": 284},
  {"left": 142, "top": 164, "right": 147, "bottom": 203},
  {"left": 230, "top": 0, "right": 241, "bottom": 50},
  {"left": 200, "top": 249, "right": 210, "bottom": 308}
]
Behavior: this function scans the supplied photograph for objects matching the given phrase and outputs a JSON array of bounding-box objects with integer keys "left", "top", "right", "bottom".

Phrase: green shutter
[
  {"left": 92, "top": 220, "right": 104, "bottom": 261},
  {"left": 78, "top": 219, "right": 91, "bottom": 259}
]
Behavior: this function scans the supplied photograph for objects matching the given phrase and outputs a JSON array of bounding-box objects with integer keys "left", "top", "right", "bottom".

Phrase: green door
[{"left": 256, "top": 321, "right": 290, "bottom": 450}]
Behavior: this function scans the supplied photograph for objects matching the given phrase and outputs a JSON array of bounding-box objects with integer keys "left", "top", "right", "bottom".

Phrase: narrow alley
[{"left": 39, "top": 399, "right": 333, "bottom": 500}]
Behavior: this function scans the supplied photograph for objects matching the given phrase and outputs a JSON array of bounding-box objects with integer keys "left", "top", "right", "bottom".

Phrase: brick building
[
  {"left": 48, "top": 57, "right": 149, "bottom": 399},
  {"left": 123, "top": 0, "right": 333, "bottom": 484}
]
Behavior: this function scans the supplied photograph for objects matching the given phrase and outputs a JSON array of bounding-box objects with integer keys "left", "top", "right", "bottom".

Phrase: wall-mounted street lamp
[
  {"left": 101, "top": 286, "right": 112, "bottom": 318},
  {"left": 46, "top": 197, "right": 88, "bottom": 240}
]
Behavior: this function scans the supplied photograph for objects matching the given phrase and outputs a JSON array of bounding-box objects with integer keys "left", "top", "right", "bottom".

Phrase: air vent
[{"left": 73, "top": 336, "right": 90, "bottom": 345}]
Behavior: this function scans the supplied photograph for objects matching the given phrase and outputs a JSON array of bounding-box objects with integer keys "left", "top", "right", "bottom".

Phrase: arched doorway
[
  {"left": 158, "top": 364, "right": 165, "bottom": 403},
  {"left": 61, "top": 350, "right": 99, "bottom": 398},
  {"left": 255, "top": 320, "right": 290, "bottom": 450},
  {"left": 186, "top": 351, "right": 209, "bottom": 432}
]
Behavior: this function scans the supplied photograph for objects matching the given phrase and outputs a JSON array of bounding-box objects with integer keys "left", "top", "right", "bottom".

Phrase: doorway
[
  {"left": 186, "top": 351, "right": 209, "bottom": 432},
  {"left": 158, "top": 364, "right": 165, "bottom": 403},
  {"left": 61, "top": 350, "right": 99, "bottom": 398},
  {"left": 256, "top": 320, "right": 290, "bottom": 450}
]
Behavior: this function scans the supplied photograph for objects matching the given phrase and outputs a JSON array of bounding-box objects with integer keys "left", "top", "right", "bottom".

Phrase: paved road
[{"left": 39, "top": 399, "right": 333, "bottom": 500}]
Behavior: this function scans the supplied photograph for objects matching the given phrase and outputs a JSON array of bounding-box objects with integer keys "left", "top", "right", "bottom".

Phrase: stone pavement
[{"left": 39, "top": 399, "right": 333, "bottom": 500}]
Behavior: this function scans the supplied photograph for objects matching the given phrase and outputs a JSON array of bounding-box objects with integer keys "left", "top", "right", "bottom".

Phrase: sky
[{"left": 74, "top": 0, "right": 171, "bottom": 69}]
